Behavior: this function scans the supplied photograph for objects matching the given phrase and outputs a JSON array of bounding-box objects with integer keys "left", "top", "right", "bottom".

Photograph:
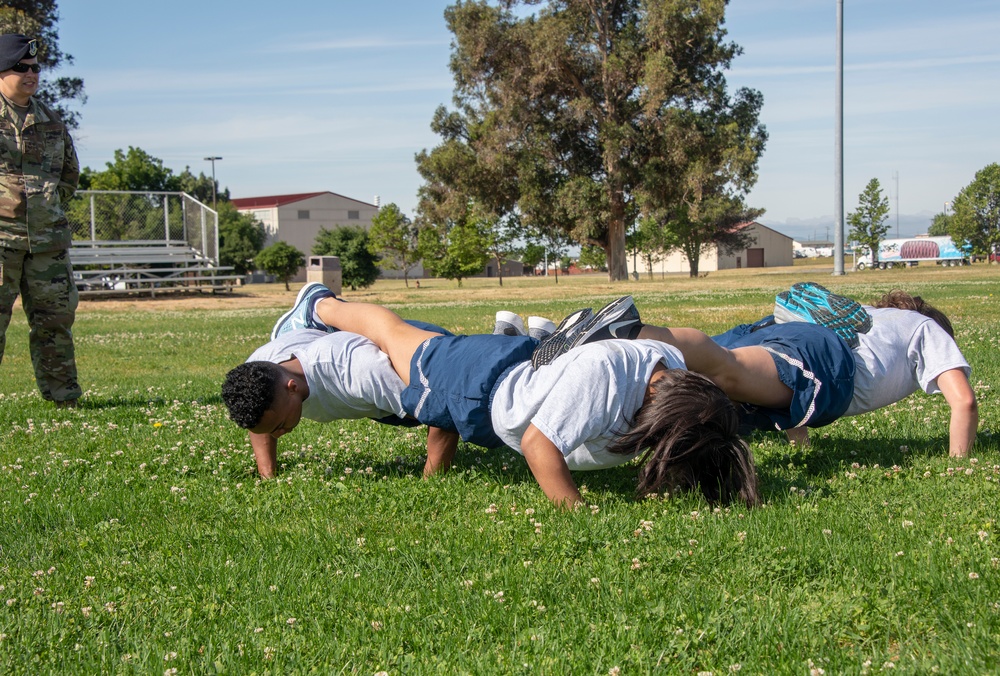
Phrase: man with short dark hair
[{"left": 0, "top": 34, "right": 82, "bottom": 407}]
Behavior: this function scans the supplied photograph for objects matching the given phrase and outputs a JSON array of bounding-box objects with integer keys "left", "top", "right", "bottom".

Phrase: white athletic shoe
[
  {"left": 527, "top": 316, "right": 556, "bottom": 340},
  {"left": 494, "top": 310, "right": 526, "bottom": 336}
]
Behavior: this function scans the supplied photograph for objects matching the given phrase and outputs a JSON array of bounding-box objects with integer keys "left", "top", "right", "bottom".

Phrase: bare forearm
[
  {"left": 424, "top": 426, "right": 459, "bottom": 477},
  {"left": 250, "top": 433, "right": 278, "bottom": 478},
  {"left": 521, "top": 424, "right": 581, "bottom": 509},
  {"left": 937, "top": 369, "right": 978, "bottom": 458},
  {"left": 949, "top": 405, "right": 978, "bottom": 458}
]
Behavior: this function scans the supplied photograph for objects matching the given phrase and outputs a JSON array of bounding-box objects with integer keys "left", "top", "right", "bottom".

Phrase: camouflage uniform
[{"left": 0, "top": 91, "right": 82, "bottom": 403}]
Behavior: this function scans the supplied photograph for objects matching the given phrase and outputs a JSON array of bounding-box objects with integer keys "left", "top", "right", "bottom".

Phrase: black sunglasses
[{"left": 11, "top": 63, "right": 41, "bottom": 74}]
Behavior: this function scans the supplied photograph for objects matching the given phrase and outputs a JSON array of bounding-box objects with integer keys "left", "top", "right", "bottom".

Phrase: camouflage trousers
[{"left": 0, "top": 246, "right": 81, "bottom": 402}]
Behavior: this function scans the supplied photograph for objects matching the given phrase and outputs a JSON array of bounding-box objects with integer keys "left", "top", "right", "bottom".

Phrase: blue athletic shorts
[
  {"left": 372, "top": 320, "right": 453, "bottom": 428},
  {"left": 399, "top": 334, "right": 538, "bottom": 448},
  {"left": 712, "top": 316, "right": 856, "bottom": 431}
]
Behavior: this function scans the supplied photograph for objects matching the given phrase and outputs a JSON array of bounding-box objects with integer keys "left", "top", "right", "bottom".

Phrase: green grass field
[{"left": 2, "top": 266, "right": 999, "bottom": 673}]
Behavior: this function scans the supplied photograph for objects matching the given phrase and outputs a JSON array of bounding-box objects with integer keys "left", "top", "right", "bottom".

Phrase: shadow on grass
[{"left": 750, "top": 429, "right": 999, "bottom": 501}]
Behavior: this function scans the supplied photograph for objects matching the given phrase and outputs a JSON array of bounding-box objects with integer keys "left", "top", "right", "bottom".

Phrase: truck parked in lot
[{"left": 855, "top": 236, "right": 970, "bottom": 270}]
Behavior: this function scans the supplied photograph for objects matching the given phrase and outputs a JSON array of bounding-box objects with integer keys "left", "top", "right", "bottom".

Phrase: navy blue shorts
[
  {"left": 371, "top": 320, "right": 453, "bottom": 429},
  {"left": 712, "top": 316, "right": 856, "bottom": 431},
  {"left": 399, "top": 334, "right": 537, "bottom": 448}
]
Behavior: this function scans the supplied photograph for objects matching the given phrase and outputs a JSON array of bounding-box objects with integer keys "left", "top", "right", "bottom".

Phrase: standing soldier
[{"left": 0, "top": 34, "right": 82, "bottom": 407}]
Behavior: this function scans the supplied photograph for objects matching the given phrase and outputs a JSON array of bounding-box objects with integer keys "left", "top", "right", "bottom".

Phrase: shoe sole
[{"left": 530, "top": 308, "right": 593, "bottom": 369}]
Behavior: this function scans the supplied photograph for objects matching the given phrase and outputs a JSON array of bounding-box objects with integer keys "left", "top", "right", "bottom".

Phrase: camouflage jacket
[{"left": 0, "top": 95, "right": 80, "bottom": 252}]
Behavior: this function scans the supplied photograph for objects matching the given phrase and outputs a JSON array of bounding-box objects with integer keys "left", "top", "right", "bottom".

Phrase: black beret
[{"left": 0, "top": 35, "right": 38, "bottom": 73}]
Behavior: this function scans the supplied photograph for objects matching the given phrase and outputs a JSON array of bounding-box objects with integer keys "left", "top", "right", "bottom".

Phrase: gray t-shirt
[
  {"left": 247, "top": 330, "right": 407, "bottom": 422},
  {"left": 846, "top": 307, "right": 971, "bottom": 416},
  {"left": 490, "top": 339, "right": 686, "bottom": 470}
]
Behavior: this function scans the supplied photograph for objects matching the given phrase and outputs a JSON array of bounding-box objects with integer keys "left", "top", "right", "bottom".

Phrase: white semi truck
[{"left": 855, "top": 236, "right": 970, "bottom": 270}]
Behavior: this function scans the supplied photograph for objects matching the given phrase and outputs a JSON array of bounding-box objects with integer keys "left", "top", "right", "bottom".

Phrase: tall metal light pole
[
  {"left": 833, "top": 0, "right": 845, "bottom": 276},
  {"left": 204, "top": 156, "right": 222, "bottom": 210}
]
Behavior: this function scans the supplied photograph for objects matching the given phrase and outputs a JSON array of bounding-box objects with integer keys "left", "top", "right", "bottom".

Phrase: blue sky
[{"left": 58, "top": 0, "right": 1000, "bottom": 242}]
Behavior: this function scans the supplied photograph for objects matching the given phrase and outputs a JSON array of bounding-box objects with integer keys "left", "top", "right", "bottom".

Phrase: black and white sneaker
[
  {"left": 530, "top": 308, "right": 593, "bottom": 369},
  {"left": 572, "top": 295, "right": 642, "bottom": 346}
]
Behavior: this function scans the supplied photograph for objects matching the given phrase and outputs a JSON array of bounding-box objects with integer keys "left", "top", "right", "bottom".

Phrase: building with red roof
[{"left": 232, "top": 191, "right": 380, "bottom": 282}]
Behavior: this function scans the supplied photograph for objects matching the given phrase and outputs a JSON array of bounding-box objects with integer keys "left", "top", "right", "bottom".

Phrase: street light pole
[
  {"left": 832, "top": 0, "right": 845, "bottom": 276},
  {"left": 203, "top": 156, "right": 222, "bottom": 210}
]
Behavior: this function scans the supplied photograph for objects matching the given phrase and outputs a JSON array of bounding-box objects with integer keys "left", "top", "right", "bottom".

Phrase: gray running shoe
[
  {"left": 530, "top": 308, "right": 594, "bottom": 369},
  {"left": 271, "top": 282, "right": 337, "bottom": 340},
  {"left": 494, "top": 310, "right": 526, "bottom": 336},
  {"left": 527, "top": 316, "right": 556, "bottom": 340}
]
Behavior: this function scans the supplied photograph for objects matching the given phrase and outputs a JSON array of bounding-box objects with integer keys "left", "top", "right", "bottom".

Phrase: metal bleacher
[
  {"left": 71, "top": 239, "right": 240, "bottom": 296},
  {"left": 68, "top": 190, "right": 241, "bottom": 297}
]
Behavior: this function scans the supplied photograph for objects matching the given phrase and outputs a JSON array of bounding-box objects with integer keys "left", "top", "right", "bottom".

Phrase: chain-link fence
[{"left": 66, "top": 191, "right": 220, "bottom": 262}]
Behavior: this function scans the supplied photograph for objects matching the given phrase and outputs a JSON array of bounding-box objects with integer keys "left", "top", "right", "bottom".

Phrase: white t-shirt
[
  {"left": 247, "top": 330, "right": 407, "bottom": 422},
  {"left": 845, "top": 307, "right": 970, "bottom": 416},
  {"left": 490, "top": 339, "right": 686, "bottom": 470}
]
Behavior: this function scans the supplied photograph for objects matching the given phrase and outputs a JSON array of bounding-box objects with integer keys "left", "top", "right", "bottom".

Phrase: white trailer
[{"left": 856, "top": 236, "right": 970, "bottom": 270}]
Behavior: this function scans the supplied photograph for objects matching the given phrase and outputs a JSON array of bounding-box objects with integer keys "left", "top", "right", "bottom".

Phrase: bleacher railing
[{"left": 66, "top": 191, "right": 220, "bottom": 263}]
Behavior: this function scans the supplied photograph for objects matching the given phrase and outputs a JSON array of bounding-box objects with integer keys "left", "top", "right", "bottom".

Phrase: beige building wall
[
  {"left": 238, "top": 192, "right": 381, "bottom": 282},
  {"left": 630, "top": 222, "right": 793, "bottom": 276}
]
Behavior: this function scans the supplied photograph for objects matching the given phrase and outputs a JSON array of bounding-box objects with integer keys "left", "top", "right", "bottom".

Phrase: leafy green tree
[
  {"left": 649, "top": 194, "right": 761, "bottom": 278},
  {"left": 847, "top": 178, "right": 891, "bottom": 267},
  {"left": 480, "top": 213, "right": 522, "bottom": 287},
  {"left": 175, "top": 167, "right": 229, "bottom": 207},
  {"left": 951, "top": 163, "right": 1000, "bottom": 263},
  {"left": 577, "top": 244, "right": 607, "bottom": 272},
  {"left": 367, "top": 203, "right": 421, "bottom": 287},
  {"left": 629, "top": 216, "right": 667, "bottom": 279},
  {"left": 417, "top": 218, "right": 488, "bottom": 287},
  {"left": 928, "top": 211, "right": 953, "bottom": 237},
  {"left": 425, "top": 0, "right": 763, "bottom": 281},
  {"left": 73, "top": 147, "right": 205, "bottom": 240},
  {"left": 82, "top": 147, "right": 176, "bottom": 192},
  {"left": 217, "top": 203, "right": 265, "bottom": 275},
  {"left": 639, "top": 83, "right": 767, "bottom": 278},
  {"left": 313, "top": 226, "right": 380, "bottom": 290},
  {"left": 537, "top": 228, "right": 571, "bottom": 284},
  {"left": 0, "top": 1, "right": 86, "bottom": 128},
  {"left": 519, "top": 242, "right": 545, "bottom": 273},
  {"left": 256, "top": 241, "right": 304, "bottom": 291}
]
